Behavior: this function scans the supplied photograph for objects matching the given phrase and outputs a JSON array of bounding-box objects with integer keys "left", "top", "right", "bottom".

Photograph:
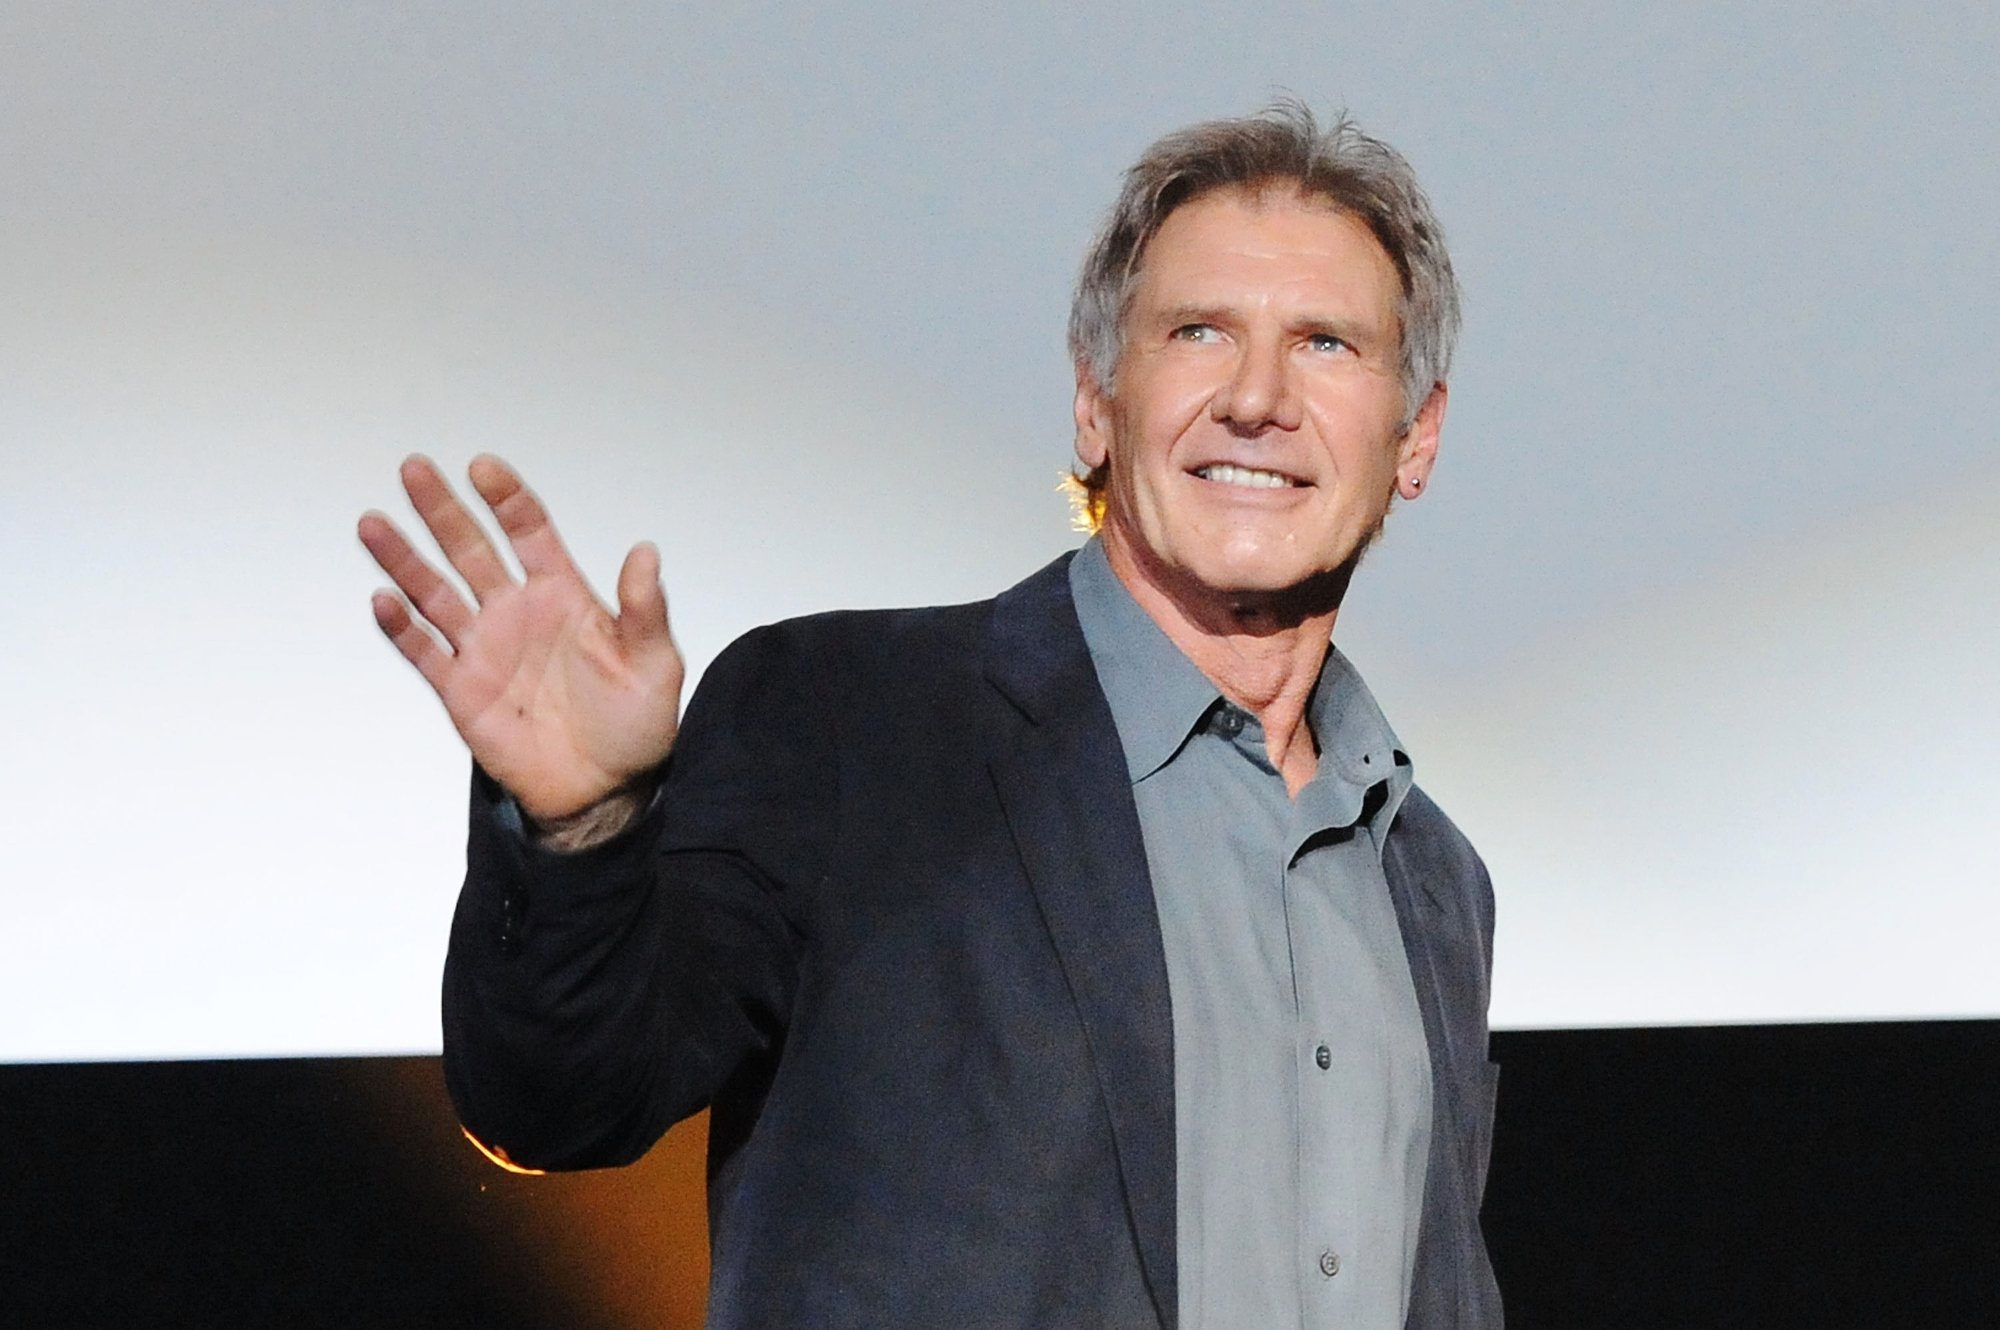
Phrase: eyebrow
[
  {"left": 1152, "top": 303, "right": 1235, "bottom": 330},
  {"left": 1151, "top": 302, "right": 1370, "bottom": 344}
]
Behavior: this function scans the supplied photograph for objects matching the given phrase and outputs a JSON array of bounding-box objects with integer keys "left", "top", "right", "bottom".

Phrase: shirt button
[
  {"left": 1314, "top": 1044, "right": 1332, "bottom": 1070},
  {"left": 1213, "top": 706, "right": 1245, "bottom": 737},
  {"left": 1319, "top": 1249, "right": 1342, "bottom": 1278}
]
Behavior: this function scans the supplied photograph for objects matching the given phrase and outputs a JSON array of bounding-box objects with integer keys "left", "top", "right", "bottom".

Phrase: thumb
[{"left": 614, "top": 541, "right": 673, "bottom": 652}]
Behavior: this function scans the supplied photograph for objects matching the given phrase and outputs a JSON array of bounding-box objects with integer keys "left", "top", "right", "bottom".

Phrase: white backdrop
[{"left": 4, "top": 4, "right": 1995, "bottom": 1059}]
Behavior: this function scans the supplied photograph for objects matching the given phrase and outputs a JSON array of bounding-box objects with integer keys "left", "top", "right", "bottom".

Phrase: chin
[
  {"left": 1205, "top": 534, "right": 1330, "bottom": 583},
  {"left": 1184, "top": 530, "right": 1375, "bottom": 607},
  {"left": 1180, "top": 552, "right": 1324, "bottom": 599}
]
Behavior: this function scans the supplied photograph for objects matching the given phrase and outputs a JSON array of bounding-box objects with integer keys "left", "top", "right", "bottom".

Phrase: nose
[{"left": 1209, "top": 336, "right": 1302, "bottom": 433}]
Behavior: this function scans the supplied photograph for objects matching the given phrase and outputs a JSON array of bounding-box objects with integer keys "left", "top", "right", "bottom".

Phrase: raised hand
[{"left": 358, "top": 455, "right": 684, "bottom": 825}]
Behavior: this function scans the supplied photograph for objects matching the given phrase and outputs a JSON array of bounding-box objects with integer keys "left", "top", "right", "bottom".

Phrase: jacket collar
[
  {"left": 983, "top": 551, "right": 1180, "bottom": 1330},
  {"left": 979, "top": 553, "right": 1464, "bottom": 1329}
]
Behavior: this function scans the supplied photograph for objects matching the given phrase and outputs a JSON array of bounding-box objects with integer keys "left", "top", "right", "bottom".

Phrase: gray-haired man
[{"left": 362, "top": 102, "right": 1501, "bottom": 1329}]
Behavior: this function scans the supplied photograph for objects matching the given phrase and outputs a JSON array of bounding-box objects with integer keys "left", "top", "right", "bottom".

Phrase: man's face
[{"left": 1075, "top": 184, "right": 1443, "bottom": 613}]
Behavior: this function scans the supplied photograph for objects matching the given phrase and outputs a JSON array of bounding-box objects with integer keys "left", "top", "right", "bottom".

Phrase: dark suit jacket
[{"left": 443, "top": 553, "right": 1502, "bottom": 1328}]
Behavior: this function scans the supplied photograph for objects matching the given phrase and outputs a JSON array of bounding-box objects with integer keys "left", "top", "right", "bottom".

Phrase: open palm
[{"left": 358, "top": 454, "right": 683, "bottom": 824}]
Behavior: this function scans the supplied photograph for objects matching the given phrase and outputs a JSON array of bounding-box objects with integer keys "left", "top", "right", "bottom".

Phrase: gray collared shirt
[{"left": 1069, "top": 539, "right": 1433, "bottom": 1330}]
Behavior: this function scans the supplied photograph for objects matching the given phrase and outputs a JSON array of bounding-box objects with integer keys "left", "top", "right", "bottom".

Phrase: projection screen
[{"left": 4, "top": 5, "right": 1995, "bottom": 1060}]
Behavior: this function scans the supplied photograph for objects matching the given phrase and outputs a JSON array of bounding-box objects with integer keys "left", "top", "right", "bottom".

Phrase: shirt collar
[
  {"left": 1310, "top": 647, "right": 1411, "bottom": 792},
  {"left": 1301, "top": 648, "right": 1414, "bottom": 851},
  {"left": 1068, "top": 537, "right": 1415, "bottom": 827},
  {"left": 1068, "top": 538, "right": 1224, "bottom": 783}
]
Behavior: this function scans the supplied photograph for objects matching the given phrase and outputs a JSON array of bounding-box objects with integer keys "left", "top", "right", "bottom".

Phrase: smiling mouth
[{"left": 1193, "top": 463, "right": 1305, "bottom": 489}]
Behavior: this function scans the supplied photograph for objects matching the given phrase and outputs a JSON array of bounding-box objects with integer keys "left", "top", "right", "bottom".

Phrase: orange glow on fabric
[{"left": 460, "top": 1125, "right": 549, "bottom": 1176}]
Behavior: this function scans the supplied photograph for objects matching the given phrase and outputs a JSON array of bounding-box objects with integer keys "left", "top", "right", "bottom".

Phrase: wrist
[{"left": 523, "top": 777, "right": 660, "bottom": 853}]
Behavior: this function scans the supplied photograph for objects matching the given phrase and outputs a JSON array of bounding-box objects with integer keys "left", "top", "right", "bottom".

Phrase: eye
[
  {"left": 1170, "top": 323, "right": 1223, "bottom": 344},
  {"left": 1305, "top": 332, "right": 1350, "bottom": 354}
]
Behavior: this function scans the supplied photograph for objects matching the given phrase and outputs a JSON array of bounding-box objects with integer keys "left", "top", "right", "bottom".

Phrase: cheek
[
  {"left": 1115, "top": 373, "right": 1214, "bottom": 463},
  {"left": 1355, "top": 447, "right": 1401, "bottom": 495},
  {"left": 1313, "top": 403, "right": 1407, "bottom": 487},
  {"left": 1104, "top": 412, "right": 1174, "bottom": 497}
]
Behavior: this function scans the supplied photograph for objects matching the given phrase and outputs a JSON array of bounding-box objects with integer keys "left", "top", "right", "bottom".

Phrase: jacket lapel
[
  {"left": 1384, "top": 843, "right": 1456, "bottom": 1070},
  {"left": 1383, "top": 830, "right": 1465, "bottom": 1328},
  {"left": 983, "top": 555, "right": 1179, "bottom": 1330}
]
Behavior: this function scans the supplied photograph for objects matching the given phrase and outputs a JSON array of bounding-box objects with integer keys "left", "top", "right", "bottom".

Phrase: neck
[{"left": 1100, "top": 533, "right": 1351, "bottom": 796}]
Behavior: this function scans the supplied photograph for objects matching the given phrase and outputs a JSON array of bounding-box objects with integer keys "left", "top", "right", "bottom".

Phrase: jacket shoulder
[{"left": 695, "top": 551, "right": 1078, "bottom": 702}]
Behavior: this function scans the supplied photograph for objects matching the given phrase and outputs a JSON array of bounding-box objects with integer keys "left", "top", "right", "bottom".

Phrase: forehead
[{"left": 1132, "top": 184, "right": 1401, "bottom": 316}]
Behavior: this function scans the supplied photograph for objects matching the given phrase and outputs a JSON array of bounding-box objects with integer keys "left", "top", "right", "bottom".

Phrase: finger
[
  {"left": 401, "top": 454, "right": 516, "bottom": 603},
  {"left": 370, "top": 589, "right": 455, "bottom": 698},
  {"left": 466, "top": 454, "right": 584, "bottom": 585},
  {"left": 357, "top": 511, "right": 475, "bottom": 647},
  {"left": 615, "top": 541, "right": 673, "bottom": 651}
]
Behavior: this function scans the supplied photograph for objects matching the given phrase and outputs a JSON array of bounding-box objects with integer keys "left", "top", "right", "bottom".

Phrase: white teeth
[{"left": 1196, "top": 463, "right": 1297, "bottom": 489}]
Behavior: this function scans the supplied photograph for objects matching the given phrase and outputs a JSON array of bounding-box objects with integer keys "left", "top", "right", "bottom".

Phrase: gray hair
[{"left": 1068, "top": 99, "right": 1461, "bottom": 425}]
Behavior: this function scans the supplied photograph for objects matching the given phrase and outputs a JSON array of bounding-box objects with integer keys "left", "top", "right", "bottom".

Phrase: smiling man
[
  {"left": 362, "top": 102, "right": 1499, "bottom": 1329},
  {"left": 1074, "top": 181, "right": 1446, "bottom": 798}
]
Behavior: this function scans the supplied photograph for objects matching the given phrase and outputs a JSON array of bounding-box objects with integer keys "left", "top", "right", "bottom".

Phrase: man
[{"left": 360, "top": 103, "right": 1500, "bottom": 1329}]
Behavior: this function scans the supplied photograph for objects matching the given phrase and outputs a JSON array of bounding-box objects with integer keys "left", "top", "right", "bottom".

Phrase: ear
[
  {"left": 1396, "top": 381, "right": 1447, "bottom": 499},
  {"left": 1073, "top": 361, "right": 1114, "bottom": 470}
]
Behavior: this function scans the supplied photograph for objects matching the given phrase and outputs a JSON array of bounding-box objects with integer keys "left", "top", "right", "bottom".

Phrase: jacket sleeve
[{"left": 441, "top": 620, "right": 837, "bottom": 1171}]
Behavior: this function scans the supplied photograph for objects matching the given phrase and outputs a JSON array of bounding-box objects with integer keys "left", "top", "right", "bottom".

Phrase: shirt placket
[{"left": 1288, "top": 819, "right": 1365, "bottom": 1326}]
